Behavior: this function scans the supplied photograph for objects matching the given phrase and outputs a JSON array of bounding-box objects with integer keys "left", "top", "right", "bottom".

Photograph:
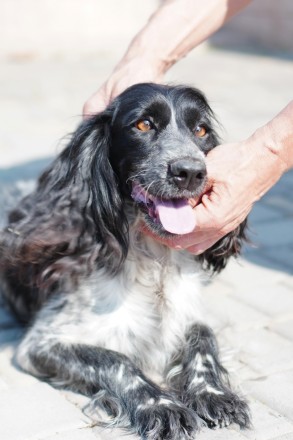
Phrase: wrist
[
  {"left": 118, "top": 53, "right": 165, "bottom": 80},
  {"left": 117, "top": 34, "right": 169, "bottom": 79}
]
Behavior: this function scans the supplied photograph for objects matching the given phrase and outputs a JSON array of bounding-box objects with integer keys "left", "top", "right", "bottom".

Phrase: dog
[{"left": 0, "top": 83, "right": 250, "bottom": 439}]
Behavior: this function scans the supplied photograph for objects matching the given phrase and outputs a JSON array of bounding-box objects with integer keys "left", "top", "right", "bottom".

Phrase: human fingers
[
  {"left": 83, "top": 84, "right": 110, "bottom": 119},
  {"left": 83, "top": 57, "right": 163, "bottom": 119}
]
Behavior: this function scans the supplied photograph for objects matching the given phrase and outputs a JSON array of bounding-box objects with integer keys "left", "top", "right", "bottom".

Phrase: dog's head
[
  {"left": 109, "top": 84, "right": 218, "bottom": 236},
  {"left": 3, "top": 83, "right": 246, "bottom": 286}
]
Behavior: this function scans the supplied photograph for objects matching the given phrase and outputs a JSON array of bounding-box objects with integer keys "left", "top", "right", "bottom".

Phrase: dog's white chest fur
[{"left": 37, "top": 235, "right": 202, "bottom": 374}]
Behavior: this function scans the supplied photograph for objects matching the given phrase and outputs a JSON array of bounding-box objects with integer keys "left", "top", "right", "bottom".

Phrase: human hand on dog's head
[
  {"left": 83, "top": 57, "right": 163, "bottom": 118},
  {"left": 82, "top": 0, "right": 253, "bottom": 118}
]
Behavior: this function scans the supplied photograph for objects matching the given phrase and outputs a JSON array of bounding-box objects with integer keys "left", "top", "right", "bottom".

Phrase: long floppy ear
[
  {"left": 1, "top": 110, "right": 128, "bottom": 288},
  {"left": 197, "top": 219, "right": 248, "bottom": 273}
]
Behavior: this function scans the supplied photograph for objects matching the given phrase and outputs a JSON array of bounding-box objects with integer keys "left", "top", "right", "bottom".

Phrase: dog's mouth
[{"left": 131, "top": 182, "right": 197, "bottom": 235}]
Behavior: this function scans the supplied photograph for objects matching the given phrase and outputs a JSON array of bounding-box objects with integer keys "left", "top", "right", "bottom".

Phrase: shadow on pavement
[
  {"left": 244, "top": 170, "right": 293, "bottom": 276},
  {"left": 0, "top": 157, "right": 53, "bottom": 227},
  {"left": 0, "top": 157, "right": 52, "bottom": 185}
]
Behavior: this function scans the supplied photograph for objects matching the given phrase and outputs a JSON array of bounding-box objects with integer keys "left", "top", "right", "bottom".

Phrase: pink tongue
[{"left": 155, "top": 199, "right": 196, "bottom": 235}]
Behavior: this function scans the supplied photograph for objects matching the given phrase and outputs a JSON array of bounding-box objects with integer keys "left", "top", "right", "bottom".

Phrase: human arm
[{"left": 83, "top": 0, "right": 251, "bottom": 116}]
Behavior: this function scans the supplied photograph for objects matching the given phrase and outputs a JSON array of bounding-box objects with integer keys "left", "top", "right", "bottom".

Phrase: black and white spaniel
[{"left": 0, "top": 84, "right": 250, "bottom": 439}]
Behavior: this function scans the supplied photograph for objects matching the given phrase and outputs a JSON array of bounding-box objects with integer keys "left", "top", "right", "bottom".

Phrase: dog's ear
[
  {"left": 2, "top": 111, "right": 128, "bottom": 287},
  {"left": 197, "top": 219, "right": 248, "bottom": 273}
]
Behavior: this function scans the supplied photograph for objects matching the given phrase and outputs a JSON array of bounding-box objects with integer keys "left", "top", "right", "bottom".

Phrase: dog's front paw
[
  {"left": 132, "top": 397, "right": 200, "bottom": 439},
  {"left": 185, "top": 388, "right": 250, "bottom": 430}
]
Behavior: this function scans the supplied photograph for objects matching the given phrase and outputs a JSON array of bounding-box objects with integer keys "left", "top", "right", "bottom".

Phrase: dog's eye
[
  {"left": 195, "top": 126, "right": 207, "bottom": 137},
  {"left": 135, "top": 119, "right": 153, "bottom": 132}
]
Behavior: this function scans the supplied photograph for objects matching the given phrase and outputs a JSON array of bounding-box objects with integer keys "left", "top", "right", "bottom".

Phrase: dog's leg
[
  {"left": 173, "top": 324, "right": 251, "bottom": 429},
  {"left": 16, "top": 330, "right": 200, "bottom": 439}
]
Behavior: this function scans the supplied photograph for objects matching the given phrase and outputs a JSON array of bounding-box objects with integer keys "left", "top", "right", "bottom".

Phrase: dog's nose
[{"left": 169, "top": 159, "right": 206, "bottom": 190}]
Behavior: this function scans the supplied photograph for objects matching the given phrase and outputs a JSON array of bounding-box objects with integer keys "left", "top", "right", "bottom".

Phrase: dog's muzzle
[{"left": 131, "top": 182, "right": 197, "bottom": 235}]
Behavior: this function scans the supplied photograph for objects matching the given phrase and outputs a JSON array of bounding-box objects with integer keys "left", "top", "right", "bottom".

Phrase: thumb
[
  {"left": 186, "top": 194, "right": 223, "bottom": 255},
  {"left": 193, "top": 193, "right": 218, "bottom": 231}
]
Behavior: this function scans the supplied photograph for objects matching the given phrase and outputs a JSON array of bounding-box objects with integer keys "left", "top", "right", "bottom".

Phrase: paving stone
[
  {"left": 198, "top": 426, "right": 246, "bottom": 439},
  {"left": 269, "top": 318, "right": 293, "bottom": 341},
  {"left": 93, "top": 426, "right": 139, "bottom": 440},
  {"left": 270, "top": 434, "right": 293, "bottom": 440},
  {"left": 244, "top": 370, "right": 293, "bottom": 422},
  {"left": 202, "top": 276, "right": 235, "bottom": 296},
  {"left": 0, "top": 382, "right": 90, "bottom": 440},
  {"left": 281, "top": 277, "right": 293, "bottom": 290},
  {"left": 262, "top": 197, "right": 293, "bottom": 216},
  {"left": 241, "top": 400, "right": 293, "bottom": 440},
  {"left": 0, "top": 376, "right": 8, "bottom": 391},
  {"left": 0, "top": 344, "right": 40, "bottom": 388},
  {"left": 227, "top": 359, "right": 263, "bottom": 383},
  {"left": 61, "top": 389, "right": 90, "bottom": 412},
  {"left": 282, "top": 169, "right": 293, "bottom": 183},
  {"left": 0, "top": 326, "right": 22, "bottom": 344},
  {"left": 202, "top": 278, "right": 236, "bottom": 328},
  {"left": 223, "top": 327, "right": 293, "bottom": 377},
  {"left": 250, "top": 220, "right": 293, "bottom": 248},
  {"left": 248, "top": 203, "right": 285, "bottom": 225},
  {"left": 262, "top": 171, "right": 293, "bottom": 199},
  {"left": 44, "top": 428, "right": 98, "bottom": 440},
  {"left": 0, "top": 298, "right": 19, "bottom": 328},
  {"left": 231, "top": 283, "right": 293, "bottom": 318},
  {"left": 263, "top": 245, "right": 293, "bottom": 273},
  {"left": 243, "top": 250, "right": 293, "bottom": 277},
  {"left": 218, "top": 258, "right": 286, "bottom": 289},
  {"left": 0, "top": 308, "right": 18, "bottom": 329},
  {"left": 203, "top": 290, "right": 269, "bottom": 331}
]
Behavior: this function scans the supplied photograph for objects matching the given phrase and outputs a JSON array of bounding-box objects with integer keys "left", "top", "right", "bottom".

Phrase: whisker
[{"left": 126, "top": 169, "right": 148, "bottom": 184}]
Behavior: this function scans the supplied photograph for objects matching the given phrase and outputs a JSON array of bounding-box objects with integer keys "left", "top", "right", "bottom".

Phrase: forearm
[
  {"left": 83, "top": 0, "right": 251, "bottom": 114},
  {"left": 117, "top": 0, "right": 252, "bottom": 76},
  {"left": 251, "top": 100, "right": 293, "bottom": 172},
  {"left": 239, "top": 100, "right": 293, "bottom": 206}
]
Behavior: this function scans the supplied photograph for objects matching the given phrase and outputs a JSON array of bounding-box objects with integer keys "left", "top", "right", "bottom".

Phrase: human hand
[
  {"left": 182, "top": 141, "right": 263, "bottom": 254},
  {"left": 82, "top": 0, "right": 254, "bottom": 117},
  {"left": 83, "top": 57, "right": 163, "bottom": 117},
  {"left": 146, "top": 137, "right": 286, "bottom": 254}
]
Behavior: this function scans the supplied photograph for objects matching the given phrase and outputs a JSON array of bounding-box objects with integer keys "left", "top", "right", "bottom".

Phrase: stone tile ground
[{"left": 0, "top": 2, "right": 293, "bottom": 439}]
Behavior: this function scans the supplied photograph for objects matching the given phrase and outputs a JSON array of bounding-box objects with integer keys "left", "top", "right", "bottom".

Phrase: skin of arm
[{"left": 83, "top": 0, "right": 251, "bottom": 115}]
